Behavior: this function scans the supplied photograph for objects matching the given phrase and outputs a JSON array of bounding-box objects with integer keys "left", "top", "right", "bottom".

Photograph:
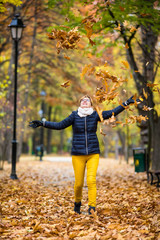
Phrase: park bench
[{"left": 147, "top": 170, "right": 160, "bottom": 188}]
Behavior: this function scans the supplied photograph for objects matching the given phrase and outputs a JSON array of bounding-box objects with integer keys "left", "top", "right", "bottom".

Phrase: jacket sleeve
[
  {"left": 44, "top": 111, "right": 75, "bottom": 130},
  {"left": 102, "top": 105, "right": 125, "bottom": 120}
]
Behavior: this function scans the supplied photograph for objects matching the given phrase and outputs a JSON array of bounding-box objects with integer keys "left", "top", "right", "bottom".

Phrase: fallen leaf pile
[{"left": 0, "top": 156, "right": 160, "bottom": 239}]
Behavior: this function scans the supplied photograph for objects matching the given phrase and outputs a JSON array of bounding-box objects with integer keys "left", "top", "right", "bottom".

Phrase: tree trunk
[
  {"left": 152, "top": 117, "right": 160, "bottom": 170},
  {"left": 46, "top": 106, "right": 52, "bottom": 154},
  {"left": 17, "top": 0, "right": 38, "bottom": 159},
  {"left": 126, "top": 24, "right": 159, "bottom": 170}
]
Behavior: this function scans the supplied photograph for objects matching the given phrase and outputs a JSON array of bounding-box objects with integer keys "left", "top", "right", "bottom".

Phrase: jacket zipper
[{"left": 85, "top": 117, "right": 88, "bottom": 155}]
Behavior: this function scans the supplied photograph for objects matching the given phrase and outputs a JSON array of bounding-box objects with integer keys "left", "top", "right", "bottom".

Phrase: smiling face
[{"left": 80, "top": 97, "right": 92, "bottom": 108}]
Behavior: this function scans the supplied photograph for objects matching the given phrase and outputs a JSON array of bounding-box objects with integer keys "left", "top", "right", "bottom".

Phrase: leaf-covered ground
[{"left": 0, "top": 156, "right": 160, "bottom": 240}]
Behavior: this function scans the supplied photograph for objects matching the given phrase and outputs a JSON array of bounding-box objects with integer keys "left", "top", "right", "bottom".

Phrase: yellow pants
[{"left": 72, "top": 154, "right": 99, "bottom": 207}]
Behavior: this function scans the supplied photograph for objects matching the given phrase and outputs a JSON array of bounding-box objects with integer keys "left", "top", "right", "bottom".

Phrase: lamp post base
[{"left": 10, "top": 173, "right": 18, "bottom": 179}]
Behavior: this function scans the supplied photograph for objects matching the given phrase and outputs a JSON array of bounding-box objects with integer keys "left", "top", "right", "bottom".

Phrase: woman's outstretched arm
[
  {"left": 29, "top": 111, "right": 75, "bottom": 130},
  {"left": 101, "top": 96, "right": 136, "bottom": 120}
]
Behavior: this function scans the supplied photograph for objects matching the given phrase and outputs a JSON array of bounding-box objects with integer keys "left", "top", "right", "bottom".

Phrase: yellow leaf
[
  {"left": 64, "top": 55, "right": 70, "bottom": 60},
  {"left": 121, "top": 60, "right": 129, "bottom": 69},
  {"left": 81, "top": 64, "right": 92, "bottom": 80},
  {"left": 114, "top": 23, "right": 121, "bottom": 31},
  {"left": 95, "top": 106, "right": 103, "bottom": 122},
  {"left": 143, "top": 88, "right": 148, "bottom": 99},
  {"left": 142, "top": 105, "right": 153, "bottom": 111},
  {"left": 61, "top": 81, "right": 70, "bottom": 88},
  {"left": 146, "top": 83, "right": 158, "bottom": 88},
  {"left": 125, "top": 43, "right": 129, "bottom": 49},
  {"left": 139, "top": 96, "right": 144, "bottom": 101},
  {"left": 130, "top": 26, "right": 137, "bottom": 32}
]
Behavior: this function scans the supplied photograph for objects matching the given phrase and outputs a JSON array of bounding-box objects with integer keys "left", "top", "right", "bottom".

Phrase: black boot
[
  {"left": 74, "top": 202, "right": 81, "bottom": 214},
  {"left": 88, "top": 206, "right": 95, "bottom": 215}
]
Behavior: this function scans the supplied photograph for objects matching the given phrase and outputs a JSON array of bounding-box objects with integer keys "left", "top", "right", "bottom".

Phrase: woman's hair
[{"left": 79, "top": 95, "right": 93, "bottom": 106}]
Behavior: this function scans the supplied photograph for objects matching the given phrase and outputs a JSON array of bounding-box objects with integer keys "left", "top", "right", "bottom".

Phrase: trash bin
[{"left": 133, "top": 147, "right": 147, "bottom": 172}]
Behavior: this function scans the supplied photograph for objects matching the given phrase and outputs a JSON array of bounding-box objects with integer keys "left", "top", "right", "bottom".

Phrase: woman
[{"left": 29, "top": 95, "right": 134, "bottom": 214}]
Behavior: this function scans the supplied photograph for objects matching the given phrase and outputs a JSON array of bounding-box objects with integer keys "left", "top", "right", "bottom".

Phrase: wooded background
[{"left": 0, "top": 0, "right": 160, "bottom": 170}]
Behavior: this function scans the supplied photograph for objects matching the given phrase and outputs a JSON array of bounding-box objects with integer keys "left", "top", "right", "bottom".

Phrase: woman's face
[{"left": 80, "top": 98, "right": 91, "bottom": 108}]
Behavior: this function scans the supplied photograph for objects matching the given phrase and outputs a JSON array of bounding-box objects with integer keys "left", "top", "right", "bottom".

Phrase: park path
[{"left": 0, "top": 155, "right": 160, "bottom": 240}]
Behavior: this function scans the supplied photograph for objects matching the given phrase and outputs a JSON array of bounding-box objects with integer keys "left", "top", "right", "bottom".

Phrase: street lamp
[{"left": 8, "top": 14, "right": 25, "bottom": 179}]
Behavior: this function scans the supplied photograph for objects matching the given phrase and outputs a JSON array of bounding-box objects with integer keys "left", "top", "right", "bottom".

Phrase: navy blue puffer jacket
[{"left": 44, "top": 105, "right": 125, "bottom": 155}]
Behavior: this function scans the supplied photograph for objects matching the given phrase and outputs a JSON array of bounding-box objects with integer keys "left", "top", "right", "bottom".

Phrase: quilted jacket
[{"left": 44, "top": 105, "right": 125, "bottom": 155}]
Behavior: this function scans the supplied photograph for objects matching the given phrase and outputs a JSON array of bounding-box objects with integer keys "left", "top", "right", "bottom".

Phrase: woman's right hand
[{"left": 29, "top": 120, "right": 43, "bottom": 128}]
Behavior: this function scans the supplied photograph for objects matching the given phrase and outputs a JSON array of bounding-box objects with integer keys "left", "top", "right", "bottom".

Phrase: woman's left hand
[{"left": 124, "top": 96, "right": 142, "bottom": 106}]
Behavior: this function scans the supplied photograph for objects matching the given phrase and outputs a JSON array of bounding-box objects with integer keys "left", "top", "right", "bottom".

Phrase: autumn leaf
[
  {"left": 95, "top": 106, "right": 103, "bottom": 122},
  {"left": 84, "top": 21, "right": 93, "bottom": 39},
  {"left": 100, "top": 126, "right": 106, "bottom": 136},
  {"left": 82, "top": 16, "right": 97, "bottom": 45},
  {"left": 125, "top": 43, "right": 129, "bottom": 49},
  {"left": 146, "top": 83, "right": 158, "bottom": 88},
  {"left": 48, "top": 27, "right": 81, "bottom": 53},
  {"left": 119, "top": 6, "right": 125, "bottom": 11},
  {"left": 139, "top": 96, "right": 144, "bottom": 102},
  {"left": 80, "top": 64, "right": 95, "bottom": 79},
  {"left": 116, "top": 121, "right": 122, "bottom": 124},
  {"left": 89, "top": 38, "right": 96, "bottom": 46},
  {"left": 136, "top": 115, "right": 148, "bottom": 123},
  {"left": 130, "top": 26, "right": 137, "bottom": 32},
  {"left": 143, "top": 88, "right": 148, "bottom": 99},
  {"left": 64, "top": 55, "right": 70, "bottom": 60},
  {"left": 114, "top": 23, "right": 121, "bottom": 31},
  {"left": 61, "top": 81, "right": 70, "bottom": 88},
  {"left": 121, "top": 60, "right": 129, "bottom": 69},
  {"left": 142, "top": 105, "right": 153, "bottom": 111}
]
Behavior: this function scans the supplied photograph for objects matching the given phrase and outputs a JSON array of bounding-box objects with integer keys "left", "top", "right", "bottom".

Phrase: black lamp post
[{"left": 8, "top": 14, "right": 25, "bottom": 179}]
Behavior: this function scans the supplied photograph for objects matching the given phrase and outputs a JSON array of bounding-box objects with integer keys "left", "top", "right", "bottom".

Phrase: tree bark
[
  {"left": 17, "top": 0, "right": 38, "bottom": 159},
  {"left": 46, "top": 106, "right": 52, "bottom": 154}
]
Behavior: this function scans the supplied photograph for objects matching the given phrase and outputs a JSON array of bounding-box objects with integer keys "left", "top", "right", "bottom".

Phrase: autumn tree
[{"left": 48, "top": 0, "right": 160, "bottom": 170}]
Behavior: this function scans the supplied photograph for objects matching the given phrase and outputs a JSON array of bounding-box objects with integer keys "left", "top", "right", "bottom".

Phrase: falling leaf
[
  {"left": 80, "top": 64, "right": 93, "bottom": 80},
  {"left": 64, "top": 55, "right": 70, "bottom": 60},
  {"left": 146, "top": 83, "right": 158, "bottom": 88},
  {"left": 142, "top": 106, "right": 153, "bottom": 111},
  {"left": 114, "top": 23, "right": 121, "bottom": 31},
  {"left": 89, "top": 38, "right": 96, "bottom": 46},
  {"left": 143, "top": 88, "right": 148, "bottom": 99},
  {"left": 130, "top": 73, "right": 133, "bottom": 78},
  {"left": 121, "top": 60, "right": 129, "bottom": 69},
  {"left": 104, "top": 61, "right": 108, "bottom": 67},
  {"left": 125, "top": 43, "right": 129, "bottom": 49},
  {"left": 116, "top": 121, "right": 122, "bottom": 124},
  {"left": 95, "top": 106, "right": 103, "bottom": 122},
  {"left": 47, "top": 27, "right": 81, "bottom": 54},
  {"left": 136, "top": 115, "right": 148, "bottom": 123},
  {"left": 100, "top": 126, "right": 106, "bottom": 136},
  {"left": 139, "top": 96, "right": 144, "bottom": 102},
  {"left": 130, "top": 26, "right": 137, "bottom": 33},
  {"left": 146, "top": 62, "right": 149, "bottom": 66},
  {"left": 61, "top": 81, "right": 71, "bottom": 88},
  {"left": 119, "top": 6, "right": 125, "bottom": 11}
]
